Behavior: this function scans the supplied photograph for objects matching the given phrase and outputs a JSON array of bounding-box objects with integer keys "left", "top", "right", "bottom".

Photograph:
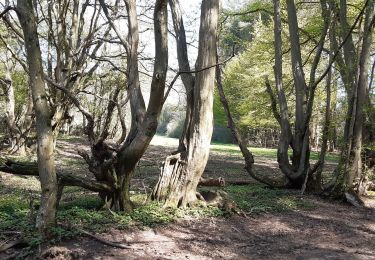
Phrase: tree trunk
[
  {"left": 267, "top": 0, "right": 330, "bottom": 189},
  {"left": 17, "top": 0, "right": 58, "bottom": 238},
  {"left": 0, "top": 0, "right": 29, "bottom": 155},
  {"left": 348, "top": 0, "right": 373, "bottom": 194},
  {"left": 168, "top": 0, "right": 195, "bottom": 152},
  {"left": 152, "top": 0, "right": 219, "bottom": 207},
  {"left": 331, "top": 0, "right": 374, "bottom": 197},
  {"left": 110, "top": 0, "right": 168, "bottom": 211}
]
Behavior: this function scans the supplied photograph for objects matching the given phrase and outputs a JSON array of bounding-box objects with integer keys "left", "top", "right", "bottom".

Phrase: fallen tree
[{"left": 0, "top": 158, "right": 113, "bottom": 194}]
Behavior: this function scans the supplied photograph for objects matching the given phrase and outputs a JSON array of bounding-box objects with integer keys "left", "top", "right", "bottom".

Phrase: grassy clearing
[
  {"left": 210, "top": 142, "right": 340, "bottom": 163},
  {"left": 223, "top": 184, "right": 315, "bottom": 214},
  {"left": 152, "top": 135, "right": 339, "bottom": 162}
]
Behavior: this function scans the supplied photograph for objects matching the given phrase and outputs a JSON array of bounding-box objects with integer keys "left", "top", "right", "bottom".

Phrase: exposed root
[
  {"left": 0, "top": 238, "right": 28, "bottom": 252},
  {"left": 345, "top": 191, "right": 365, "bottom": 207},
  {"left": 199, "top": 190, "right": 240, "bottom": 214},
  {"left": 78, "top": 228, "right": 131, "bottom": 249}
]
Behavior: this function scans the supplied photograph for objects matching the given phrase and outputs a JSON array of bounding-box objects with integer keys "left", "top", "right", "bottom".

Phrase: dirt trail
[{"left": 57, "top": 198, "right": 375, "bottom": 259}]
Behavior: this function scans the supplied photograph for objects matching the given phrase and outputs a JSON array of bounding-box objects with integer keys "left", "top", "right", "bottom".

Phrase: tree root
[
  {"left": 78, "top": 228, "right": 131, "bottom": 249},
  {"left": 0, "top": 238, "right": 28, "bottom": 252},
  {"left": 345, "top": 191, "right": 365, "bottom": 207}
]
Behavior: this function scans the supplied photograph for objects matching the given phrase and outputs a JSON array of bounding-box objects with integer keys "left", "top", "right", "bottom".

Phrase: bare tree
[
  {"left": 265, "top": 0, "right": 330, "bottom": 190},
  {"left": 1, "top": 0, "right": 169, "bottom": 215}
]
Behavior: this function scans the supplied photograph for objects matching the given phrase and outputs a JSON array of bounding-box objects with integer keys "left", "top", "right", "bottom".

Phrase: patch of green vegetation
[
  {"left": 0, "top": 184, "right": 225, "bottom": 244},
  {"left": 60, "top": 157, "right": 84, "bottom": 166},
  {"left": 0, "top": 192, "right": 32, "bottom": 232},
  {"left": 130, "top": 202, "right": 176, "bottom": 227},
  {"left": 210, "top": 142, "right": 340, "bottom": 163},
  {"left": 224, "top": 184, "right": 316, "bottom": 214}
]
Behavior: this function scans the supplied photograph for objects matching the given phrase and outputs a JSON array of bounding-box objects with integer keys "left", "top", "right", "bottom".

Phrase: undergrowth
[
  {"left": 0, "top": 182, "right": 315, "bottom": 247},
  {"left": 0, "top": 184, "right": 226, "bottom": 246},
  {"left": 223, "top": 184, "right": 316, "bottom": 213}
]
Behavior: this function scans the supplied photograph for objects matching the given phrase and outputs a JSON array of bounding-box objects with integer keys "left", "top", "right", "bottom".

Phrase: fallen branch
[
  {"left": 199, "top": 177, "right": 257, "bottom": 186},
  {"left": 199, "top": 177, "right": 225, "bottom": 186},
  {"left": 77, "top": 228, "right": 131, "bottom": 249},
  {"left": 0, "top": 158, "right": 112, "bottom": 193}
]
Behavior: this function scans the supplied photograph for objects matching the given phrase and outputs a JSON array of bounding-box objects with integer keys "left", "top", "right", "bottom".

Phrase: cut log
[
  {"left": 199, "top": 177, "right": 256, "bottom": 187},
  {"left": 199, "top": 177, "right": 225, "bottom": 186}
]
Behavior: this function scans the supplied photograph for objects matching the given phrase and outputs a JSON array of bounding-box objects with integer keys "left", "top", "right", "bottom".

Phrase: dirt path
[{"left": 54, "top": 198, "right": 375, "bottom": 259}]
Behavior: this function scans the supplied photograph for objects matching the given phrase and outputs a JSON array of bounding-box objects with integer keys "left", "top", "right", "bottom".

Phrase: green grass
[
  {"left": 210, "top": 142, "right": 340, "bottom": 163},
  {"left": 0, "top": 184, "right": 226, "bottom": 245},
  {"left": 0, "top": 181, "right": 317, "bottom": 248},
  {"left": 223, "top": 184, "right": 316, "bottom": 214},
  {"left": 0, "top": 190, "right": 32, "bottom": 233}
]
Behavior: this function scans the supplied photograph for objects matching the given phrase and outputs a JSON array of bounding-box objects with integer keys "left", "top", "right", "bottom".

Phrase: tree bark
[
  {"left": 152, "top": 0, "right": 219, "bottom": 207},
  {"left": 17, "top": 0, "right": 58, "bottom": 238},
  {"left": 348, "top": 0, "right": 374, "bottom": 194},
  {"left": 168, "top": 0, "right": 195, "bottom": 152}
]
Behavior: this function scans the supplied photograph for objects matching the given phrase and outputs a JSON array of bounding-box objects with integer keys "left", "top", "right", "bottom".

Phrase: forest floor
[{"left": 0, "top": 135, "right": 375, "bottom": 259}]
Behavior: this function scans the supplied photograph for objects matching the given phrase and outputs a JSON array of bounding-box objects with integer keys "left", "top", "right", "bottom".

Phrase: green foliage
[
  {"left": 219, "top": 0, "right": 272, "bottom": 56},
  {"left": 12, "top": 71, "right": 29, "bottom": 110},
  {"left": 220, "top": 22, "right": 280, "bottom": 131},
  {"left": 224, "top": 184, "right": 315, "bottom": 213},
  {"left": 156, "top": 104, "right": 185, "bottom": 138},
  {"left": 0, "top": 190, "right": 32, "bottom": 232},
  {"left": 213, "top": 89, "right": 228, "bottom": 126},
  {"left": 130, "top": 202, "right": 176, "bottom": 227}
]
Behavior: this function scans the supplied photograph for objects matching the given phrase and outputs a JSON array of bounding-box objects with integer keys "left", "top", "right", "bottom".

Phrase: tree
[
  {"left": 1, "top": 0, "right": 169, "bottom": 215},
  {"left": 69, "top": 0, "right": 169, "bottom": 211},
  {"left": 329, "top": 0, "right": 374, "bottom": 197},
  {"left": 16, "top": 0, "right": 58, "bottom": 237},
  {"left": 0, "top": 0, "right": 33, "bottom": 155},
  {"left": 152, "top": 0, "right": 220, "bottom": 207},
  {"left": 265, "top": 0, "right": 331, "bottom": 190}
]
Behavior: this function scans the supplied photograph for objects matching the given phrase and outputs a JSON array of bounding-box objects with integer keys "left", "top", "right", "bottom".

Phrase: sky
[{"left": 148, "top": 0, "right": 248, "bottom": 105}]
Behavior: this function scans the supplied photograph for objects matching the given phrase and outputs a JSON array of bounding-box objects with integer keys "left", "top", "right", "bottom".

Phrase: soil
[
  {"left": 1, "top": 135, "right": 375, "bottom": 259},
  {"left": 58, "top": 201, "right": 375, "bottom": 260}
]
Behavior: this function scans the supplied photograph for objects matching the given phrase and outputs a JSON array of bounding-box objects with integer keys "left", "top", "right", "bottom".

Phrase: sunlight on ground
[{"left": 152, "top": 135, "right": 340, "bottom": 163}]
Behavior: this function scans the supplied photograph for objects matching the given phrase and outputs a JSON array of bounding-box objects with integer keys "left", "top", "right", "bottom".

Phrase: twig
[
  {"left": 0, "top": 6, "right": 15, "bottom": 19},
  {"left": 77, "top": 228, "right": 131, "bottom": 249}
]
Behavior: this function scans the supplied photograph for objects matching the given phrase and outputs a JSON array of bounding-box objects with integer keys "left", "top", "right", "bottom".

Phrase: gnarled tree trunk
[
  {"left": 152, "top": 0, "right": 219, "bottom": 207},
  {"left": 266, "top": 0, "right": 330, "bottom": 190}
]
